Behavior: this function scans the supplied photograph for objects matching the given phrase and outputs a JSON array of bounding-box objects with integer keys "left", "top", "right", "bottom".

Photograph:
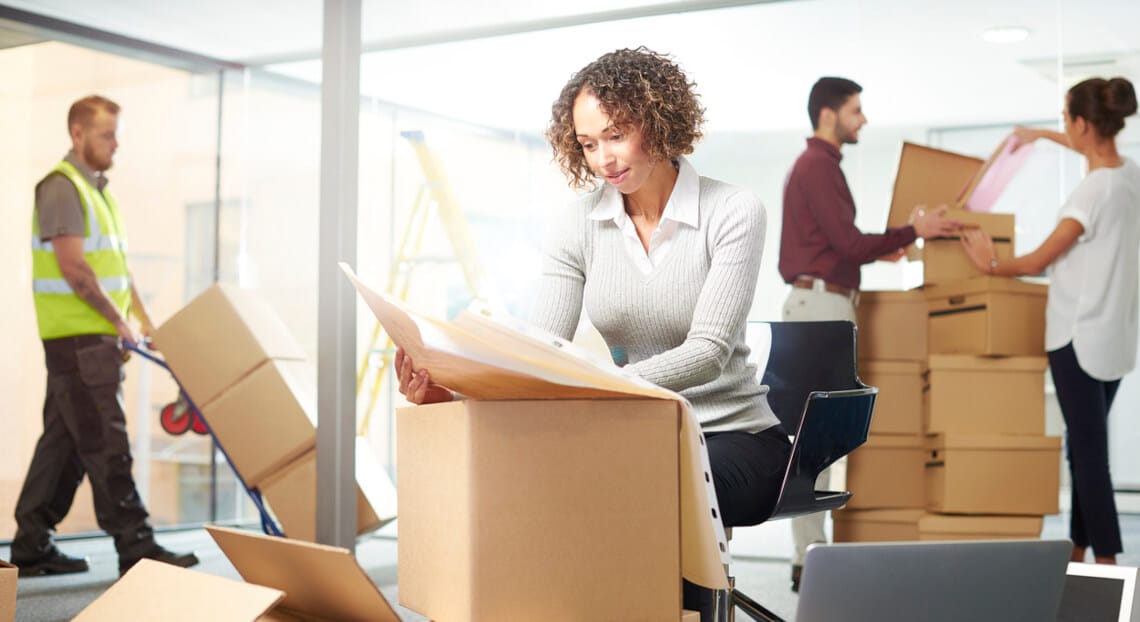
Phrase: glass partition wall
[{"left": 2, "top": 0, "right": 1138, "bottom": 541}]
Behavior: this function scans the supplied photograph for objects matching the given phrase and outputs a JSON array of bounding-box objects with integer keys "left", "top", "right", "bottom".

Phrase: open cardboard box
[
  {"left": 0, "top": 560, "right": 15, "bottom": 622},
  {"left": 887, "top": 141, "right": 1023, "bottom": 280},
  {"left": 399, "top": 398, "right": 685, "bottom": 622},
  {"left": 74, "top": 526, "right": 400, "bottom": 621}
]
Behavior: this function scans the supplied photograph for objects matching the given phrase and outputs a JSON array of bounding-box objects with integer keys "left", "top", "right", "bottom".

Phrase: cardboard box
[
  {"left": 0, "top": 560, "right": 15, "bottom": 622},
  {"left": 152, "top": 283, "right": 307, "bottom": 408},
  {"left": 75, "top": 526, "right": 402, "bottom": 621},
  {"left": 259, "top": 437, "right": 398, "bottom": 542},
  {"left": 860, "top": 361, "right": 928, "bottom": 436},
  {"left": 925, "top": 434, "right": 1060, "bottom": 515},
  {"left": 833, "top": 508, "right": 925, "bottom": 542},
  {"left": 398, "top": 399, "right": 682, "bottom": 622},
  {"left": 927, "top": 355, "right": 1047, "bottom": 435},
  {"left": 682, "top": 611, "right": 699, "bottom": 622},
  {"left": 200, "top": 359, "right": 317, "bottom": 487},
  {"left": 856, "top": 289, "right": 928, "bottom": 362},
  {"left": 846, "top": 435, "right": 925, "bottom": 509},
  {"left": 926, "top": 277, "right": 1047, "bottom": 356},
  {"left": 922, "top": 210, "right": 1015, "bottom": 285},
  {"left": 918, "top": 514, "right": 1043, "bottom": 541}
]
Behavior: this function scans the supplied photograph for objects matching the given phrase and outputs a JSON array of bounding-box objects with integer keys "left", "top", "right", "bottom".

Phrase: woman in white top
[
  {"left": 396, "top": 48, "right": 789, "bottom": 619},
  {"left": 962, "top": 76, "right": 1140, "bottom": 565}
]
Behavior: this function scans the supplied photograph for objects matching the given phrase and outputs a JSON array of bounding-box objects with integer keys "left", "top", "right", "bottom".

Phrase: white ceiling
[{"left": 3, "top": 0, "right": 1139, "bottom": 132}]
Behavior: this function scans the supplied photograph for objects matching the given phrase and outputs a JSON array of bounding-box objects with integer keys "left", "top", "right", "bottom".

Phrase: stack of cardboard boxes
[
  {"left": 834, "top": 143, "right": 1061, "bottom": 542},
  {"left": 152, "top": 284, "right": 394, "bottom": 541}
]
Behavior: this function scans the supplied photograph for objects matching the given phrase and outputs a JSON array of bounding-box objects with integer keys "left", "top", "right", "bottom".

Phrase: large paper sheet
[
  {"left": 961, "top": 135, "right": 1035, "bottom": 212},
  {"left": 341, "top": 263, "right": 730, "bottom": 589}
]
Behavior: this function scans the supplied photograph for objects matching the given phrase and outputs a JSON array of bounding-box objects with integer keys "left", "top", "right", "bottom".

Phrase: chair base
[{"left": 712, "top": 577, "right": 787, "bottom": 622}]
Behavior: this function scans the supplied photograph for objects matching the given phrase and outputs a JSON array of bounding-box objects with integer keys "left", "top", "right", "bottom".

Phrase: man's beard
[{"left": 84, "top": 144, "right": 113, "bottom": 172}]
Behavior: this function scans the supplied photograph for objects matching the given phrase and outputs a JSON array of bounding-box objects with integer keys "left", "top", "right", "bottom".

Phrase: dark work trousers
[
  {"left": 11, "top": 334, "right": 156, "bottom": 564},
  {"left": 683, "top": 426, "right": 792, "bottom": 621},
  {"left": 1049, "top": 342, "right": 1123, "bottom": 556}
]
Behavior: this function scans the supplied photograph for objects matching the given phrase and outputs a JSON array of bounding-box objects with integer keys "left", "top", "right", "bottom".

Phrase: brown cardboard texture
[
  {"left": 926, "top": 277, "right": 1047, "bottom": 356},
  {"left": 856, "top": 289, "right": 928, "bottom": 362},
  {"left": 927, "top": 355, "right": 1047, "bottom": 435},
  {"left": 259, "top": 437, "right": 398, "bottom": 541},
  {"left": 0, "top": 560, "right": 14, "bottom": 622},
  {"left": 73, "top": 559, "right": 285, "bottom": 621},
  {"left": 845, "top": 435, "right": 925, "bottom": 509},
  {"left": 918, "top": 514, "right": 1044, "bottom": 541},
  {"left": 925, "top": 434, "right": 1060, "bottom": 515},
  {"left": 152, "top": 283, "right": 307, "bottom": 407},
  {"left": 206, "top": 525, "right": 401, "bottom": 621},
  {"left": 201, "top": 359, "right": 317, "bottom": 487},
  {"left": 922, "top": 210, "right": 1015, "bottom": 285},
  {"left": 860, "top": 361, "right": 928, "bottom": 436},
  {"left": 398, "top": 399, "right": 682, "bottom": 622},
  {"left": 887, "top": 142, "right": 983, "bottom": 231},
  {"left": 682, "top": 610, "right": 700, "bottom": 621},
  {"left": 833, "top": 508, "right": 925, "bottom": 542}
]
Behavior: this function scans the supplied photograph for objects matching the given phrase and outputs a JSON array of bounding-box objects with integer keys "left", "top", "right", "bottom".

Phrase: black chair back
[{"left": 745, "top": 320, "right": 876, "bottom": 524}]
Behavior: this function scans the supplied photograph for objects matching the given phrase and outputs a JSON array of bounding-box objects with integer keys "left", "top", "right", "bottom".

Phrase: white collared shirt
[{"left": 587, "top": 156, "right": 700, "bottom": 275}]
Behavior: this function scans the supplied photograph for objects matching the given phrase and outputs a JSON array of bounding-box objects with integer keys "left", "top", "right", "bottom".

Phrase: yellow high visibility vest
[{"left": 31, "top": 160, "right": 131, "bottom": 340}]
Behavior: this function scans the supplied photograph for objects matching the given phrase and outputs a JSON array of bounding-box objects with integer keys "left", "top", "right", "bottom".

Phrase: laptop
[{"left": 796, "top": 539, "right": 1071, "bottom": 622}]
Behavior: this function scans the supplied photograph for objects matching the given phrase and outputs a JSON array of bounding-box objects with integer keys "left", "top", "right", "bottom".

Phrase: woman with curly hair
[
  {"left": 962, "top": 76, "right": 1140, "bottom": 565},
  {"left": 397, "top": 47, "right": 788, "bottom": 618}
]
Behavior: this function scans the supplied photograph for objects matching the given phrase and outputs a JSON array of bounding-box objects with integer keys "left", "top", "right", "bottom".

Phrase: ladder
[{"left": 355, "top": 130, "right": 484, "bottom": 435}]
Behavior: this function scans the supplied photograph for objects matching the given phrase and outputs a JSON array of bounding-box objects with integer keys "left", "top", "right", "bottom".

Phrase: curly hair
[{"left": 546, "top": 47, "right": 706, "bottom": 190}]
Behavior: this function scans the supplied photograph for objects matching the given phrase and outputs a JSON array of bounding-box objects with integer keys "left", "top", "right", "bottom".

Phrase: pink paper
[{"left": 964, "top": 136, "right": 1035, "bottom": 212}]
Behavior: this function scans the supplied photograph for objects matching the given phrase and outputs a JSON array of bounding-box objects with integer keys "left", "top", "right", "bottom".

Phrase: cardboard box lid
[
  {"left": 888, "top": 142, "right": 984, "bottom": 230},
  {"left": 918, "top": 513, "right": 1043, "bottom": 535},
  {"left": 153, "top": 284, "right": 308, "bottom": 406},
  {"left": 927, "top": 434, "right": 1061, "bottom": 451},
  {"left": 206, "top": 525, "right": 401, "bottom": 621},
  {"left": 862, "top": 434, "right": 925, "bottom": 449},
  {"left": 834, "top": 508, "right": 926, "bottom": 524},
  {"left": 928, "top": 355, "right": 1048, "bottom": 372},
  {"left": 939, "top": 208, "right": 1015, "bottom": 239},
  {"left": 856, "top": 288, "right": 928, "bottom": 304},
  {"left": 861, "top": 360, "right": 928, "bottom": 374},
  {"left": 73, "top": 559, "right": 285, "bottom": 621},
  {"left": 924, "top": 276, "right": 1048, "bottom": 299}
]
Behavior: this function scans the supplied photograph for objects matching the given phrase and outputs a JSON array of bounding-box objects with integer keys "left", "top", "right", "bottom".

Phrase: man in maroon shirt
[{"left": 779, "top": 77, "right": 958, "bottom": 591}]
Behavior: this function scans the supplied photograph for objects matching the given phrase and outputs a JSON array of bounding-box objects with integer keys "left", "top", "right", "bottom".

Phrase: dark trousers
[
  {"left": 1049, "top": 342, "right": 1123, "bottom": 556},
  {"left": 12, "top": 335, "right": 156, "bottom": 563},
  {"left": 683, "top": 426, "right": 792, "bottom": 621}
]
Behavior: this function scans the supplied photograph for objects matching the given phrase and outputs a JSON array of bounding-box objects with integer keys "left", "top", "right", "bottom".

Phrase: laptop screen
[{"left": 795, "top": 539, "right": 1071, "bottom": 622}]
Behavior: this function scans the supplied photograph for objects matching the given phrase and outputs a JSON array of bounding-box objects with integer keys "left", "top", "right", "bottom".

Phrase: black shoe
[
  {"left": 791, "top": 564, "right": 803, "bottom": 593},
  {"left": 15, "top": 549, "right": 90, "bottom": 577},
  {"left": 119, "top": 545, "right": 199, "bottom": 576}
]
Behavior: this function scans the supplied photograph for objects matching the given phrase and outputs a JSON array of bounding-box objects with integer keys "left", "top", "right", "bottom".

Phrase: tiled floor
[{"left": 5, "top": 513, "right": 1140, "bottom": 621}]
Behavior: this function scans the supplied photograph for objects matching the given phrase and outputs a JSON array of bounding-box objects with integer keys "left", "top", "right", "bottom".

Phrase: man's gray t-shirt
[{"left": 36, "top": 152, "right": 106, "bottom": 242}]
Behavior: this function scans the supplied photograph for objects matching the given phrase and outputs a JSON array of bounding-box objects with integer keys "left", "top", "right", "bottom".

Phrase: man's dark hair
[{"left": 808, "top": 77, "right": 862, "bottom": 130}]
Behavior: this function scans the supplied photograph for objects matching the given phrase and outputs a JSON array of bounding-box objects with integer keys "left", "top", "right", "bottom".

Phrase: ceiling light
[{"left": 983, "top": 26, "right": 1030, "bottom": 44}]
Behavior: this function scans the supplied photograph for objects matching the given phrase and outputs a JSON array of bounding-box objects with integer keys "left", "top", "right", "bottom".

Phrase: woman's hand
[
  {"left": 960, "top": 228, "right": 997, "bottom": 272},
  {"left": 394, "top": 346, "right": 454, "bottom": 404},
  {"left": 1011, "top": 126, "right": 1041, "bottom": 150}
]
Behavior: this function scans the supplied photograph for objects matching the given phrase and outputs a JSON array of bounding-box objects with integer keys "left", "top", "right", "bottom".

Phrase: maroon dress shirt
[{"left": 779, "top": 137, "right": 916, "bottom": 290}]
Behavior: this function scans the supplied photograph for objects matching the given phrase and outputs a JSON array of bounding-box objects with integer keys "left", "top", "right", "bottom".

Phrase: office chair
[{"left": 712, "top": 321, "right": 877, "bottom": 622}]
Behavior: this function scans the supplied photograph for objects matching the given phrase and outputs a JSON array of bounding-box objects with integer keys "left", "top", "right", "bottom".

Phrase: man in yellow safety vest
[{"left": 13, "top": 95, "right": 198, "bottom": 577}]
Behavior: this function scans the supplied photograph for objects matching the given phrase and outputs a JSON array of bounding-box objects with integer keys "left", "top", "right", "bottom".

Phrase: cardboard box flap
[
  {"left": 74, "top": 559, "right": 285, "bottom": 621},
  {"left": 928, "top": 434, "right": 1062, "bottom": 451},
  {"left": 862, "top": 434, "right": 925, "bottom": 449},
  {"left": 918, "top": 514, "right": 1044, "bottom": 536},
  {"left": 888, "top": 142, "right": 983, "bottom": 230},
  {"left": 861, "top": 360, "right": 928, "bottom": 374},
  {"left": 835, "top": 508, "right": 926, "bottom": 524},
  {"left": 925, "top": 277, "right": 1048, "bottom": 300},
  {"left": 206, "top": 525, "right": 401, "bottom": 621},
  {"left": 153, "top": 283, "right": 308, "bottom": 406},
  {"left": 928, "top": 354, "right": 1048, "bottom": 372}
]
